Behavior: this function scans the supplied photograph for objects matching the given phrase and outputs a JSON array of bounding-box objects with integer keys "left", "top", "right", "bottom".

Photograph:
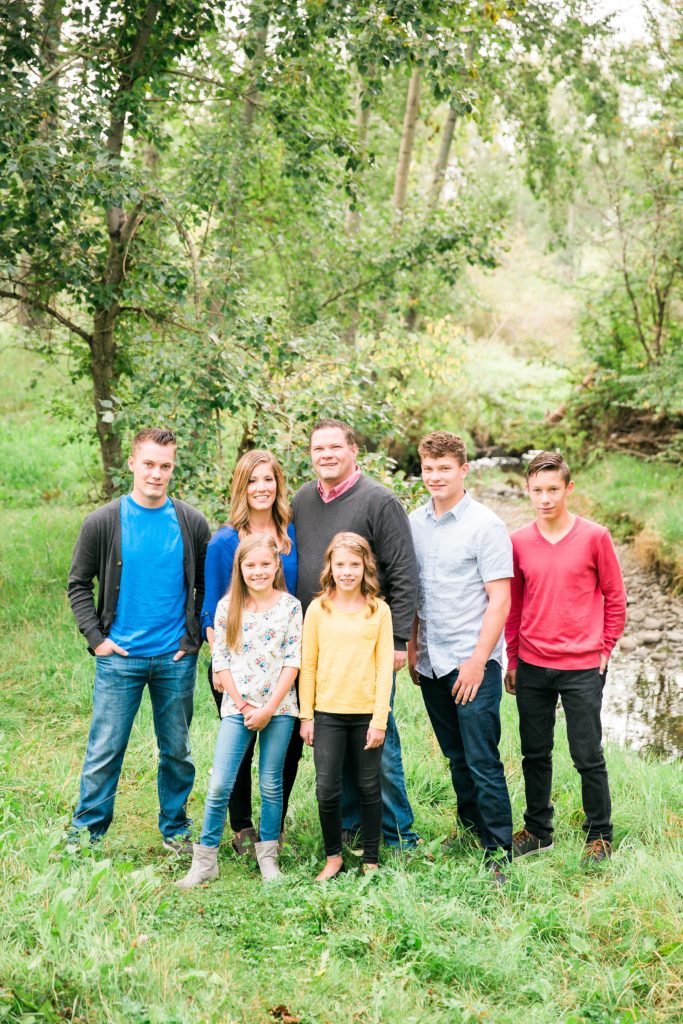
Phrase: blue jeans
[
  {"left": 72, "top": 652, "right": 197, "bottom": 840},
  {"left": 341, "top": 676, "right": 420, "bottom": 847},
  {"left": 419, "top": 661, "right": 512, "bottom": 854},
  {"left": 201, "top": 714, "right": 295, "bottom": 846}
]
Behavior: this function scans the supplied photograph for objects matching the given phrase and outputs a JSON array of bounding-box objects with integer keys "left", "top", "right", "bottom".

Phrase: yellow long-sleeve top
[{"left": 299, "top": 597, "right": 394, "bottom": 731}]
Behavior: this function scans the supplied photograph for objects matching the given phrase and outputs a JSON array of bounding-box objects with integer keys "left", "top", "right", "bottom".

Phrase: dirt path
[{"left": 471, "top": 481, "right": 683, "bottom": 758}]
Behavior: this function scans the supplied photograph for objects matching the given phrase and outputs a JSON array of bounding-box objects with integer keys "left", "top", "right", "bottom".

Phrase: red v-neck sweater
[{"left": 505, "top": 516, "right": 626, "bottom": 671}]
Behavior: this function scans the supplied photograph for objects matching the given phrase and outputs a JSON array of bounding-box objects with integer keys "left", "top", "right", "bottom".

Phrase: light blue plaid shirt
[{"left": 409, "top": 493, "right": 513, "bottom": 678}]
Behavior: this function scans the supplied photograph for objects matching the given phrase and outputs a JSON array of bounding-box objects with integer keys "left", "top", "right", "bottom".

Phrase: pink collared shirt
[{"left": 317, "top": 466, "right": 362, "bottom": 504}]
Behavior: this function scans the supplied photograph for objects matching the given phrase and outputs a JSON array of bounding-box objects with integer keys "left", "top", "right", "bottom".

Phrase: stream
[{"left": 469, "top": 472, "right": 683, "bottom": 760}]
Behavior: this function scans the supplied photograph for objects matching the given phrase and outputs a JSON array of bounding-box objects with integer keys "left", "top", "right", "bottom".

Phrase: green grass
[
  {"left": 0, "top": 333, "right": 99, "bottom": 509},
  {"left": 575, "top": 455, "right": 683, "bottom": 588},
  {"left": 423, "top": 337, "right": 570, "bottom": 455},
  {"left": 1, "top": 506, "right": 682, "bottom": 1024},
  {"left": 1, "top": 328, "right": 682, "bottom": 1024}
]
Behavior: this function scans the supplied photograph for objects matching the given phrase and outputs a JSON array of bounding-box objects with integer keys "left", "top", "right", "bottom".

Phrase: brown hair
[
  {"left": 310, "top": 418, "right": 357, "bottom": 446},
  {"left": 228, "top": 450, "right": 291, "bottom": 555},
  {"left": 526, "top": 451, "right": 571, "bottom": 485},
  {"left": 132, "top": 428, "right": 177, "bottom": 453},
  {"left": 418, "top": 431, "right": 467, "bottom": 465},
  {"left": 225, "top": 533, "right": 286, "bottom": 651},
  {"left": 317, "top": 532, "right": 380, "bottom": 616}
]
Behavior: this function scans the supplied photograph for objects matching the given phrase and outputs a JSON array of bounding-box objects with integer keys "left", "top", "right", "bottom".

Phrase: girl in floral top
[{"left": 178, "top": 534, "right": 302, "bottom": 887}]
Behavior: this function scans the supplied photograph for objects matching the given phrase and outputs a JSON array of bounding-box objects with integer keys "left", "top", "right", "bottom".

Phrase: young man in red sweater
[{"left": 504, "top": 452, "right": 626, "bottom": 863}]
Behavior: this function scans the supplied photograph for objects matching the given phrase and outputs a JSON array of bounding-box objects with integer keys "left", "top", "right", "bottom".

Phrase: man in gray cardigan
[
  {"left": 292, "top": 418, "right": 420, "bottom": 848},
  {"left": 67, "top": 428, "right": 210, "bottom": 851}
]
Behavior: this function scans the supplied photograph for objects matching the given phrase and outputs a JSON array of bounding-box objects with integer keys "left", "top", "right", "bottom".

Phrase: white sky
[{"left": 598, "top": 0, "right": 648, "bottom": 41}]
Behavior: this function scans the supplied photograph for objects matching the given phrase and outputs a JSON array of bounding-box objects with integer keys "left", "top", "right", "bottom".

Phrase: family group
[{"left": 66, "top": 419, "right": 627, "bottom": 886}]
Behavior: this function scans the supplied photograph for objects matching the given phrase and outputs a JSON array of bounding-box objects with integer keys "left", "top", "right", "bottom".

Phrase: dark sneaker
[
  {"left": 65, "top": 827, "right": 102, "bottom": 852},
  {"left": 581, "top": 838, "right": 612, "bottom": 865},
  {"left": 512, "top": 828, "right": 553, "bottom": 859},
  {"left": 341, "top": 829, "right": 364, "bottom": 856},
  {"left": 231, "top": 827, "right": 258, "bottom": 857},
  {"left": 162, "top": 834, "right": 193, "bottom": 856},
  {"left": 486, "top": 859, "right": 508, "bottom": 886}
]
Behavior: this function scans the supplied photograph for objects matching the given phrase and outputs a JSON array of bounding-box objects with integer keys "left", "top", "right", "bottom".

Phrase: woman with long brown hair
[{"left": 201, "top": 450, "right": 297, "bottom": 854}]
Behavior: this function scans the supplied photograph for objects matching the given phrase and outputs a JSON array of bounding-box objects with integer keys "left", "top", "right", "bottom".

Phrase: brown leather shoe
[{"left": 581, "top": 838, "right": 612, "bottom": 864}]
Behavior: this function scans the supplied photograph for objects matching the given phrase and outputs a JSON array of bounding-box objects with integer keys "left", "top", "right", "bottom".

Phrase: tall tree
[{"left": 0, "top": 0, "right": 220, "bottom": 494}]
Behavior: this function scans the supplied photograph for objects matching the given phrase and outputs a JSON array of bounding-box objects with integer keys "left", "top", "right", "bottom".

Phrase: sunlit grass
[
  {"left": 577, "top": 455, "right": 683, "bottom": 588},
  {"left": 1, "top": 506, "right": 681, "bottom": 1024}
]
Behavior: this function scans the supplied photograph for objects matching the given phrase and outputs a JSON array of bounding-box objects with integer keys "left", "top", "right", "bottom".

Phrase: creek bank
[{"left": 469, "top": 476, "right": 683, "bottom": 758}]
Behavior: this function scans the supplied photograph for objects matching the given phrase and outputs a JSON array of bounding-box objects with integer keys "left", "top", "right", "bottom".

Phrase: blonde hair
[
  {"left": 318, "top": 532, "right": 381, "bottom": 616},
  {"left": 228, "top": 450, "right": 291, "bottom": 554},
  {"left": 225, "top": 534, "right": 286, "bottom": 651}
]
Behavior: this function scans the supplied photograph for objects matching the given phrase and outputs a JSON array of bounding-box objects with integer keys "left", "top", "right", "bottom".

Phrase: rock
[
  {"left": 618, "top": 637, "right": 639, "bottom": 653},
  {"left": 650, "top": 652, "right": 668, "bottom": 663},
  {"left": 668, "top": 631, "right": 683, "bottom": 644},
  {"left": 640, "top": 631, "right": 662, "bottom": 645},
  {"left": 642, "top": 617, "right": 664, "bottom": 631},
  {"left": 627, "top": 608, "right": 646, "bottom": 624}
]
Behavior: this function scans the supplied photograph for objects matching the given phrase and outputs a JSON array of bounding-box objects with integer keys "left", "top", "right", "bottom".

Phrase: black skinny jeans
[
  {"left": 207, "top": 664, "right": 303, "bottom": 834},
  {"left": 313, "top": 711, "right": 383, "bottom": 864},
  {"left": 516, "top": 659, "right": 612, "bottom": 843}
]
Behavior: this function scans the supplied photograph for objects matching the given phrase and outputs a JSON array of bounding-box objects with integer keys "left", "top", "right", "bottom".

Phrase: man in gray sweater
[
  {"left": 67, "top": 428, "right": 210, "bottom": 851},
  {"left": 292, "top": 418, "right": 420, "bottom": 848}
]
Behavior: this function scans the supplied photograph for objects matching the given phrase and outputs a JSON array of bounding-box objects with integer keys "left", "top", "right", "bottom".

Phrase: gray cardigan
[{"left": 67, "top": 496, "right": 211, "bottom": 654}]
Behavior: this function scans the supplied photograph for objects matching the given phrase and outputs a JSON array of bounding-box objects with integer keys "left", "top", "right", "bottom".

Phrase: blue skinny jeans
[{"left": 200, "top": 713, "right": 295, "bottom": 846}]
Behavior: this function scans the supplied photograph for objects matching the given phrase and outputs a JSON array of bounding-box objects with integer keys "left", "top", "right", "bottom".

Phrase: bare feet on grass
[{"left": 315, "top": 855, "right": 344, "bottom": 881}]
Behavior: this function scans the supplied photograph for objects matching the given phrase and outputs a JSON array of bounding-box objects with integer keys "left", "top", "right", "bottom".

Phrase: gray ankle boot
[
  {"left": 175, "top": 843, "right": 219, "bottom": 890},
  {"left": 255, "top": 839, "right": 281, "bottom": 882}
]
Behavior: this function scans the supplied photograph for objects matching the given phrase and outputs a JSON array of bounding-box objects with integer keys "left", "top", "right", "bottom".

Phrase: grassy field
[
  {"left": 1, "top": 343, "right": 682, "bottom": 1024},
  {"left": 576, "top": 456, "right": 683, "bottom": 591}
]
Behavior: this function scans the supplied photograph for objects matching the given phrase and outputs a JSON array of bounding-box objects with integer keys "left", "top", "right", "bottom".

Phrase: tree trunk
[
  {"left": 342, "top": 84, "right": 371, "bottom": 346},
  {"left": 92, "top": 305, "right": 122, "bottom": 496},
  {"left": 392, "top": 67, "right": 421, "bottom": 219},
  {"left": 243, "top": 16, "right": 269, "bottom": 128},
  {"left": 89, "top": 1, "right": 160, "bottom": 494},
  {"left": 405, "top": 103, "right": 458, "bottom": 330}
]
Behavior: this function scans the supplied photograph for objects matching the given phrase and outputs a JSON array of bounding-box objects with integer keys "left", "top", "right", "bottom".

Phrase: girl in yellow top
[{"left": 299, "top": 532, "right": 394, "bottom": 879}]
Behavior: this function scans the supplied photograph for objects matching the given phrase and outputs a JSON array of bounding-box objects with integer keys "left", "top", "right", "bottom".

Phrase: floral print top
[{"left": 212, "top": 592, "right": 302, "bottom": 718}]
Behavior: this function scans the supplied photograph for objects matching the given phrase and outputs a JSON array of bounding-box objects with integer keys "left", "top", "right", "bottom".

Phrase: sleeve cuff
[
  {"left": 85, "top": 626, "right": 106, "bottom": 651},
  {"left": 393, "top": 637, "right": 407, "bottom": 652}
]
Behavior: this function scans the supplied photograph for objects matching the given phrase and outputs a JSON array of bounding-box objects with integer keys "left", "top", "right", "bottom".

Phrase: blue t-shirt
[
  {"left": 109, "top": 496, "right": 187, "bottom": 657},
  {"left": 201, "top": 523, "right": 298, "bottom": 639}
]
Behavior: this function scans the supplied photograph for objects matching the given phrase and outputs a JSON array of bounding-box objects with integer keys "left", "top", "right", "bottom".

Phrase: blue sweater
[{"left": 200, "top": 523, "right": 298, "bottom": 639}]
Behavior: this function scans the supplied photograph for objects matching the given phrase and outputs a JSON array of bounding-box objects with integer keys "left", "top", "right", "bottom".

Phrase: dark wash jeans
[
  {"left": 313, "top": 711, "right": 383, "bottom": 864},
  {"left": 208, "top": 664, "right": 303, "bottom": 834},
  {"left": 419, "top": 661, "right": 512, "bottom": 854},
  {"left": 516, "top": 658, "right": 612, "bottom": 844}
]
